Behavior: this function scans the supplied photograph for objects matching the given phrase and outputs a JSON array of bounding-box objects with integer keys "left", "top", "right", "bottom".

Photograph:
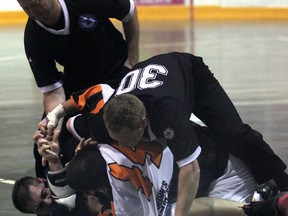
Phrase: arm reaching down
[
  {"left": 38, "top": 84, "right": 112, "bottom": 136},
  {"left": 122, "top": 6, "right": 139, "bottom": 68},
  {"left": 175, "top": 160, "right": 200, "bottom": 216}
]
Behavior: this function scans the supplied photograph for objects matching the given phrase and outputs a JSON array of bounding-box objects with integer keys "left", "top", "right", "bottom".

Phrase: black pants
[{"left": 190, "top": 58, "right": 286, "bottom": 184}]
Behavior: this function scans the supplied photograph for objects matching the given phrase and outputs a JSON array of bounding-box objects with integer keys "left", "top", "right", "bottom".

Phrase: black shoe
[
  {"left": 255, "top": 180, "right": 279, "bottom": 200},
  {"left": 242, "top": 192, "right": 288, "bottom": 216}
]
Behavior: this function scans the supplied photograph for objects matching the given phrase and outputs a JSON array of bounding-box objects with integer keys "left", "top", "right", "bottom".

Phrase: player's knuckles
[
  {"left": 40, "top": 145, "right": 49, "bottom": 152},
  {"left": 38, "top": 138, "right": 48, "bottom": 145}
]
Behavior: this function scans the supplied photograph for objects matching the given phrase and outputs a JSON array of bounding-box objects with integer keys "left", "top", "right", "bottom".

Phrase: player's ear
[
  {"left": 140, "top": 117, "right": 147, "bottom": 129},
  {"left": 37, "top": 177, "right": 46, "bottom": 183}
]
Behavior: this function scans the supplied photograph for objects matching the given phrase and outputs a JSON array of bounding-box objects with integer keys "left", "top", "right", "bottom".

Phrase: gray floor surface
[{"left": 0, "top": 19, "right": 288, "bottom": 215}]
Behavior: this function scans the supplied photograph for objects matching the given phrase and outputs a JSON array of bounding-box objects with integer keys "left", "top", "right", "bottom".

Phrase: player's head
[
  {"left": 12, "top": 176, "right": 52, "bottom": 215},
  {"left": 103, "top": 94, "right": 147, "bottom": 147},
  {"left": 66, "top": 150, "right": 109, "bottom": 192},
  {"left": 17, "top": 0, "right": 59, "bottom": 23}
]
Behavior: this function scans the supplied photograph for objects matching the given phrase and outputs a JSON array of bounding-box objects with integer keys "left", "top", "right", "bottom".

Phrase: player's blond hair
[{"left": 103, "top": 94, "right": 146, "bottom": 133}]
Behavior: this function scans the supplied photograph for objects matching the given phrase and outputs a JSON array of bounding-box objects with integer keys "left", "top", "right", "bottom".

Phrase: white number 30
[{"left": 116, "top": 64, "right": 168, "bottom": 95}]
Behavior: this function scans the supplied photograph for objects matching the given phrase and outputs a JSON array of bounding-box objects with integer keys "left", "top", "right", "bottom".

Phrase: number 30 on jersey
[{"left": 116, "top": 64, "right": 168, "bottom": 95}]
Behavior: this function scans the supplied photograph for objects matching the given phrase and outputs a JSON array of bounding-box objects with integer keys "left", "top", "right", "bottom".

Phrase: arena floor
[{"left": 1, "top": 19, "right": 288, "bottom": 215}]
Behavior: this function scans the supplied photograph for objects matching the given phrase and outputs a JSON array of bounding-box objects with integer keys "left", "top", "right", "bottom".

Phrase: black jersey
[
  {"left": 70, "top": 84, "right": 116, "bottom": 143},
  {"left": 113, "top": 52, "right": 210, "bottom": 164},
  {"left": 73, "top": 52, "right": 210, "bottom": 164},
  {"left": 72, "top": 52, "right": 288, "bottom": 184},
  {"left": 24, "top": 0, "right": 134, "bottom": 95}
]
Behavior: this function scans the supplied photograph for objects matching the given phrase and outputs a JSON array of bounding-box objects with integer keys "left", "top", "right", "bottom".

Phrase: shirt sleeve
[
  {"left": 70, "top": 84, "right": 114, "bottom": 114},
  {"left": 24, "top": 20, "right": 63, "bottom": 89},
  {"left": 149, "top": 97, "right": 201, "bottom": 165},
  {"left": 72, "top": 112, "right": 113, "bottom": 143}
]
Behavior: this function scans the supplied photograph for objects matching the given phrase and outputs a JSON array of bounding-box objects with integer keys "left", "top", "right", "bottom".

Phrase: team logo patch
[
  {"left": 78, "top": 14, "right": 98, "bottom": 31},
  {"left": 163, "top": 127, "right": 175, "bottom": 140}
]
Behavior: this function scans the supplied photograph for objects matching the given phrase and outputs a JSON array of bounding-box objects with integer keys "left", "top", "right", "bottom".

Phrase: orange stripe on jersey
[
  {"left": 90, "top": 98, "right": 104, "bottom": 114},
  {"left": 109, "top": 163, "right": 153, "bottom": 200},
  {"left": 71, "top": 84, "right": 104, "bottom": 111},
  {"left": 112, "top": 141, "right": 163, "bottom": 168}
]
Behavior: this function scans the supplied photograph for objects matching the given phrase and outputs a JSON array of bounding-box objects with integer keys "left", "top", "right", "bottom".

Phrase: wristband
[
  {"left": 54, "top": 194, "right": 76, "bottom": 212},
  {"left": 47, "top": 167, "right": 75, "bottom": 198},
  {"left": 46, "top": 104, "right": 66, "bottom": 128}
]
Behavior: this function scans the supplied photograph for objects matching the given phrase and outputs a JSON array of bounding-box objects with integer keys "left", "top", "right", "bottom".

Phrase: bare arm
[
  {"left": 122, "top": 7, "right": 139, "bottom": 68},
  {"left": 38, "top": 87, "right": 66, "bottom": 136},
  {"left": 43, "top": 86, "right": 66, "bottom": 114},
  {"left": 38, "top": 87, "right": 80, "bottom": 135},
  {"left": 175, "top": 160, "right": 200, "bottom": 216},
  {"left": 39, "top": 84, "right": 106, "bottom": 137},
  {"left": 189, "top": 197, "right": 245, "bottom": 216}
]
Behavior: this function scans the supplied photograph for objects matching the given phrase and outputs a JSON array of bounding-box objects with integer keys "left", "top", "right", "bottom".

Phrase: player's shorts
[{"left": 207, "top": 154, "right": 258, "bottom": 203}]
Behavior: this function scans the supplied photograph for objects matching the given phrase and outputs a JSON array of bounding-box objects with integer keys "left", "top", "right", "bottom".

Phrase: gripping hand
[{"left": 46, "top": 104, "right": 66, "bottom": 129}]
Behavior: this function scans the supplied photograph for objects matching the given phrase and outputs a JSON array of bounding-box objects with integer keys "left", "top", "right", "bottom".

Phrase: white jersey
[{"left": 98, "top": 140, "right": 175, "bottom": 216}]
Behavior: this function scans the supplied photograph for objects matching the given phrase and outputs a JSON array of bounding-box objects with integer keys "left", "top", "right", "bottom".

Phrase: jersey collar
[
  {"left": 35, "top": 0, "right": 70, "bottom": 35},
  {"left": 142, "top": 117, "right": 156, "bottom": 141}
]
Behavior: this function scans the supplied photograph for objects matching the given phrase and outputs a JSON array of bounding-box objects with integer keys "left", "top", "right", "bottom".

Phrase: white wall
[
  {"left": 194, "top": 0, "right": 220, "bottom": 6},
  {"left": 0, "top": 1, "right": 22, "bottom": 11},
  {"left": 1, "top": 0, "right": 288, "bottom": 12},
  {"left": 220, "top": 0, "right": 288, "bottom": 7},
  {"left": 193, "top": 0, "right": 288, "bottom": 7}
]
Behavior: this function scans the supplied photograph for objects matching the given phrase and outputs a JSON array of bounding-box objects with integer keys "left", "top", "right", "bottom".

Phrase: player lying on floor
[
  {"left": 37, "top": 52, "right": 288, "bottom": 215},
  {"left": 39, "top": 82, "right": 286, "bottom": 204},
  {"left": 12, "top": 131, "right": 110, "bottom": 216},
  {"left": 40, "top": 109, "right": 287, "bottom": 215},
  {"left": 40, "top": 53, "right": 288, "bottom": 199},
  {"left": 12, "top": 128, "right": 288, "bottom": 216},
  {"left": 66, "top": 136, "right": 288, "bottom": 216}
]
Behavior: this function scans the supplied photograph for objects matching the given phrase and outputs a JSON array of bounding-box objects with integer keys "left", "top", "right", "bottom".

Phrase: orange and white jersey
[{"left": 98, "top": 140, "right": 175, "bottom": 216}]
